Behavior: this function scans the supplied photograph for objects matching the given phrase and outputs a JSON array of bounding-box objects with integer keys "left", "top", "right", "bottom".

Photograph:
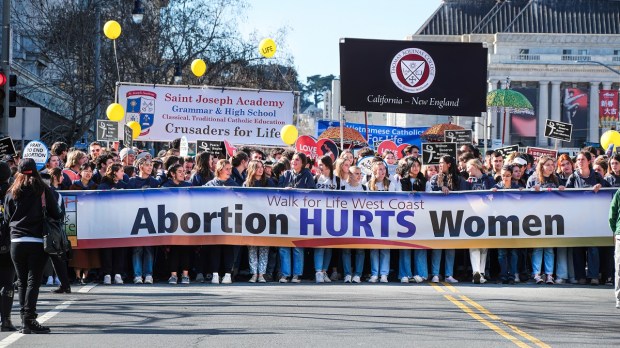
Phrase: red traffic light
[{"left": 0, "top": 72, "right": 6, "bottom": 87}]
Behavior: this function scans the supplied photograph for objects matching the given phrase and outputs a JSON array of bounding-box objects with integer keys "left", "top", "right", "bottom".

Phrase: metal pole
[
  {"left": 501, "top": 109, "right": 507, "bottom": 145},
  {"left": 20, "top": 107, "right": 24, "bottom": 149},
  {"left": 483, "top": 112, "right": 488, "bottom": 156},
  {"left": 339, "top": 106, "right": 344, "bottom": 150},
  {"left": 364, "top": 111, "right": 369, "bottom": 143},
  {"left": 93, "top": 1, "right": 101, "bottom": 142},
  {"left": 1, "top": 0, "right": 11, "bottom": 135}
]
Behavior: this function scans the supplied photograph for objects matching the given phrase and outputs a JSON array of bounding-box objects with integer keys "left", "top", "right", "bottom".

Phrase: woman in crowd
[
  {"left": 97, "top": 164, "right": 132, "bottom": 286},
  {"left": 190, "top": 152, "right": 214, "bottom": 187},
  {"left": 556, "top": 154, "right": 574, "bottom": 186},
  {"left": 339, "top": 149, "right": 355, "bottom": 165},
  {"left": 128, "top": 157, "right": 160, "bottom": 286},
  {"left": 342, "top": 165, "right": 366, "bottom": 283},
  {"left": 69, "top": 162, "right": 97, "bottom": 190},
  {"left": 593, "top": 156, "right": 609, "bottom": 179},
  {"left": 278, "top": 152, "right": 315, "bottom": 283},
  {"left": 313, "top": 155, "right": 341, "bottom": 283},
  {"left": 334, "top": 157, "right": 351, "bottom": 190},
  {"left": 429, "top": 155, "right": 465, "bottom": 283},
  {"left": 205, "top": 159, "right": 239, "bottom": 284},
  {"left": 40, "top": 154, "right": 60, "bottom": 175},
  {"left": 61, "top": 150, "right": 87, "bottom": 189},
  {"left": 493, "top": 164, "right": 521, "bottom": 284},
  {"left": 46, "top": 168, "right": 71, "bottom": 294},
  {"left": 398, "top": 157, "right": 427, "bottom": 283},
  {"left": 605, "top": 154, "right": 620, "bottom": 187},
  {"left": 423, "top": 164, "right": 438, "bottom": 192},
  {"left": 464, "top": 159, "right": 496, "bottom": 284},
  {"left": 368, "top": 159, "right": 400, "bottom": 283},
  {"left": 162, "top": 164, "right": 191, "bottom": 284},
  {"left": 243, "top": 160, "right": 275, "bottom": 283},
  {"left": 526, "top": 156, "right": 565, "bottom": 284},
  {"left": 383, "top": 151, "right": 397, "bottom": 166},
  {"left": 555, "top": 153, "right": 575, "bottom": 283},
  {"left": 5, "top": 158, "right": 63, "bottom": 334},
  {"left": 566, "top": 151, "right": 608, "bottom": 285}
]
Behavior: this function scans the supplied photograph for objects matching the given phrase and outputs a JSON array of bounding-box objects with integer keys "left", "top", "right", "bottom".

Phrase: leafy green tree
[{"left": 303, "top": 74, "right": 335, "bottom": 107}]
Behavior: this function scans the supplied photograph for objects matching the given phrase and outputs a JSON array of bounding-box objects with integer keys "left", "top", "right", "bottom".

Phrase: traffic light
[
  {"left": 8, "top": 74, "right": 16, "bottom": 118},
  {"left": 0, "top": 70, "right": 17, "bottom": 118}
]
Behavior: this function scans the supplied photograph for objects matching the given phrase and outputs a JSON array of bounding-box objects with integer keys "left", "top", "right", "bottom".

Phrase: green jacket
[{"left": 608, "top": 189, "right": 620, "bottom": 235}]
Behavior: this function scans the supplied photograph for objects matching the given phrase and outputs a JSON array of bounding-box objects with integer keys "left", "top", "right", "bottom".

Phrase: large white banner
[
  {"left": 117, "top": 84, "right": 294, "bottom": 145},
  {"left": 65, "top": 187, "right": 616, "bottom": 249}
]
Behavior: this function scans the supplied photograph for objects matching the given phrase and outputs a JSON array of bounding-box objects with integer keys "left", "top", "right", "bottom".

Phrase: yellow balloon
[
  {"left": 190, "top": 59, "right": 207, "bottom": 77},
  {"left": 127, "top": 121, "right": 142, "bottom": 139},
  {"left": 601, "top": 130, "right": 620, "bottom": 150},
  {"left": 280, "top": 125, "right": 298, "bottom": 145},
  {"left": 258, "top": 38, "right": 277, "bottom": 58},
  {"left": 106, "top": 103, "right": 124, "bottom": 122},
  {"left": 103, "top": 20, "right": 122, "bottom": 40}
]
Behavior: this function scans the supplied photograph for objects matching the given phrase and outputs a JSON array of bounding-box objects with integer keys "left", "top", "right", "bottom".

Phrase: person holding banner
[
  {"left": 429, "top": 156, "right": 465, "bottom": 284},
  {"left": 5, "top": 158, "right": 63, "bottom": 334},
  {"left": 554, "top": 154, "right": 576, "bottom": 284},
  {"left": 61, "top": 150, "right": 87, "bottom": 189},
  {"left": 605, "top": 154, "right": 620, "bottom": 188},
  {"left": 205, "top": 159, "right": 239, "bottom": 284},
  {"left": 128, "top": 158, "right": 160, "bottom": 286},
  {"left": 69, "top": 163, "right": 98, "bottom": 190},
  {"left": 161, "top": 164, "right": 192, "bottom": 285},
  {"left": 465, "top": 159, "right": 496, "bottom": 284},
  {"left": 278, "top": 153, "right": 315, "bottom": 283},
  {"left": 342, "top": 166, "right": 367, "bottom": 283},
  {"left": 493, "top": 164, "right": 521, "bottom": 284},
  {"left": 313, "top": 156, "right": 341, "bottom": 283},
  {"left": 243, "top": 160, "right": 275, "bottom": 283},
  {"left": 567, "top": 151, "right": 608, "bottom": 285},
  {"left": 190, "top": 152, "right": 215, "bottom": 187},
  {"left": 556, "top": 154, "right": 574, "bottom": 187},
  {"left": 398, "top": 157, "right": 427, "bottom": 283},
  {"left": 368, "top": 159, "right": 400, "bottom": 283},
  {"left": 526, "top": 156, "right": 566, "bottom": 285}
]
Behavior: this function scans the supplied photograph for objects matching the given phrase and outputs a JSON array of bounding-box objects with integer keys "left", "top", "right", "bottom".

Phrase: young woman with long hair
[
  {"left": 277, "top": 153, "right": 315, "bottom": 283},
  {"left": 556, "top": 153, "right": 574, "bottom": 187},
  {"left": 205, "top": 159, "right": 239, "bottom": 284},
  {"left": 429, "top": 155, "right": 465, "bottom": 283},
  {"left": 5, "top": 159, "right": 63, "bottom": 334},
  {"left": 190, "top": 151, "right": 215, "bottom": 187},
  {"left": 61, "top": 150, "right": 87, "bottom": 189},
  {"left": 69, "top": 162, "right": 97, "bottom": 190},
  {"left": 492, "top": 164, "right": 521, "bottom": 284},
  {"left": 368, "top": 159, "right": 400, "bottom": 283},
  {"left": 341, "top": 165, "right": 366, "bottom": 283},
  {"left": 398, "top": 157, "right": 427, "bottom": 283},
  {"left": 567, "top": 151, "right": 609, "bottom": 285},
  {"left": 243, "top": 160, "right": 275, "bottom": 283}
]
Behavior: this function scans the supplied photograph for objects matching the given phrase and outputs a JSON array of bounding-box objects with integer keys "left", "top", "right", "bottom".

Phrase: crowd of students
[{"left": 2, "top": 140, "right": 618, "bottom": 295}]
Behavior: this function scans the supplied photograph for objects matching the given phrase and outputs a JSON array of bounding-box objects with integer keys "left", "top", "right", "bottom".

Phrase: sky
[{"left": 238, "top": 0, "right": 443, "bottom": 83}]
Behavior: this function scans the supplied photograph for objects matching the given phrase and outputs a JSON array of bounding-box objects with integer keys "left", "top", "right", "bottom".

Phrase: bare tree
[{"left": 12, "top": 0, "right": 300, "bottom": 145}]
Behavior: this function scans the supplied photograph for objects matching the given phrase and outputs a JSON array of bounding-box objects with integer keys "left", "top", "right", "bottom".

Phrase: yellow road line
[
  {"left": 440, "top": 282, "right": 459, "bottom": 293},
  {"left": 460, "top": 295, "right": 550, "bottom": 348},
  {"left": 444, "top": 295, "right": 530, "bottom": 348},
  {"left": 429, "top": 282, "right": 446, "bottom": 293}
]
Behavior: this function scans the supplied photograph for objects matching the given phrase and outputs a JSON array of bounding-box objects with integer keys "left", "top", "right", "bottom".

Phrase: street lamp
[
  {"left": 132, "top": 0, "right": 145, "bottom": 24},
  {"left": 173, "top": 62, "right": 182, "bottom": 84}
]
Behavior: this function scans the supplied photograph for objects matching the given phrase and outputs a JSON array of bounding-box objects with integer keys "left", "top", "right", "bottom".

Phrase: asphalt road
[{"left": 0, "top": 281, "right": 618, "bottom": 347}]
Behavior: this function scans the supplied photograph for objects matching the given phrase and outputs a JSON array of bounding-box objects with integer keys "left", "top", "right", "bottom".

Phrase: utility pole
[{"left": 1, "top": 0, "right": 10, "bottom": 136}]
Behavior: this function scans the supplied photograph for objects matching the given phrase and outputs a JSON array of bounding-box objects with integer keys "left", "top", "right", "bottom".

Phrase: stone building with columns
[{"left": 387, "top": 0, "right": 620, "bottom": 148}]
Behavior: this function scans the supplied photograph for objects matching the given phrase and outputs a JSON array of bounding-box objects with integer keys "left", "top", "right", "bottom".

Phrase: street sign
[
  {"left": 97, "top": 120, "right": 119, "bottom": 141},
  {"left": 0, "top": 137, "right": 16, "bottom": 156},
  {"left": 123, "top": 124, "right": 133, "bottom": 149},
  {"left": 197, "top": 140, "right": 226, "bottom": 158},
  {"left": 22, "top": 140, "right": 49, "bottom": 170},
  {"left": 444, "top": 129, "right": 473, "bottom": 143},
  {"left": 421, "top": 142, "right": 457, "bottom": 165},
  {"left": 545, "top": 119, "right": 572, "bottom": 142},
  {"left": 494, "top": 145, "right": 519, "bottom": 157},
  {"left": 526, "top": 147, "right": 558, "bottom": 161},
  {"left": 180, "top": 136, "right": 189, "bottom": 157}
]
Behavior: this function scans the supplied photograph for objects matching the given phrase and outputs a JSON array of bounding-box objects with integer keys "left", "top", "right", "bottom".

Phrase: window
[
  {"left": 519, "top": 49, "right": 529, "bottom": 55},
  {"left": 563, "top": 49, "right": 572, "bottom": 55},
  {"left": 577, "top": 49, "right": 588, "bottom": 56}
]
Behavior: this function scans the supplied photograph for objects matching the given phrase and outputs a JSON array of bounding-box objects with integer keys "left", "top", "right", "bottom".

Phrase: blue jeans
[
  {"left": 279, "top": 247, "right": 304, "bottom": 277},
  {"left": 313, "top": 248, "right": 332, "bottom": 272},
  {"left": 342, "top": 249, "right": 365, "bottom": 277},
  {"left": 573, "top": 247, "right": 599, "bottom": 279},
  {"left": 132, "top": 246, "right": 154, "bottom": 277},
  {"left": 531, "top": 248, "right": 554, "bottom": 275},
  {"left": 431, "top": 249, "right": 455, "bottom": 277},
  {"left": 398, "top": 250, "right": 412, "bottom": 279},
  {"left": 414, "top": 250, "right": 429, "bottom": 279},
  {"left": 498, "top": 249, "right": 518, "bottom": 280},
  {"left": 370, "top": 249, "right": 390, "bottom": 276}
]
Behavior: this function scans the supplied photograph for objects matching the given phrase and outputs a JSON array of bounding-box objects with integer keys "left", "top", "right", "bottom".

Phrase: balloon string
[
  {"left": 113, "top": 40, "right": 121, "bottom": 82},
  {"left": 276, "top": 65, "right": 294, "bottom": 91}
]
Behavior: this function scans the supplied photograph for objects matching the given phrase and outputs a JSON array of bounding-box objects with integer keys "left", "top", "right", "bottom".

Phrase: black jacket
[{"left": 4, "top": 185, "right": 63, "bottom": 239}]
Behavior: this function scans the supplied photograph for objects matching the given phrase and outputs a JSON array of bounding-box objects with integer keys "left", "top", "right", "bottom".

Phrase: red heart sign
[
  {"left": 376, "top": 140, "right": 412, "bottom": 159},
  {"left": 295, "top": 136, "right": 339, "bottom": 161}
]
